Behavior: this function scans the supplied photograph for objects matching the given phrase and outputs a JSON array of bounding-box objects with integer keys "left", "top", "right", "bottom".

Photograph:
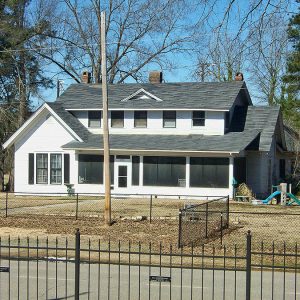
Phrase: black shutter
[
  {"left": 64, "top": 154, "right": 70, "bottom": 184},
  {"left": 28, "top": 153, "right": 34, "bottom": 184}
]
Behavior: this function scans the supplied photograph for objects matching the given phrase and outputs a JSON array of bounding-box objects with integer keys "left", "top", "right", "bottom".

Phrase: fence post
[
  {"left": 75, "top": 193, "right": 79, "bottom": 220},
  {"left": 5, "top": 190, "right": 8, "bottom": 218},
  {"left": 226, "top": 195, "right": 230, "bottom": 228},
  {"left": 75, "top": 228, "right": 80, "bottom": 300},
  {"left": 220, "top": 213, "right": 223, "bottom": 245},
  {"left": 246, "top": 230, "right": 252, "bottom": 300},
  {"left": 178, "top": 209, "right": 182, "bottom": 248},
  {"left": 205, "top": 203, "right": 208, "bottom": 238},
  {"left": 149, "top": 195, "right": 153, "bottom": 224}
]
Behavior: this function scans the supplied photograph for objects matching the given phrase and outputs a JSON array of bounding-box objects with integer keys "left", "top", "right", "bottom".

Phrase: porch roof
[{"left": 62, "top": 130, "right": 260, "bottom": 153}]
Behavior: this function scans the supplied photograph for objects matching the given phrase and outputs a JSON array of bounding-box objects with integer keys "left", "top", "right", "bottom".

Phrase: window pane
[
  {"left": 36, "top": 154, "right": 48, "bottom": 184},
  {"left": 192, "top": 111, "right": 205, "bottom": 127},
  {"left": 132, "top": 156, "right": 140, "bottom": 186},
  {"left": 190, "top": 157, "right": 229, "bottom": 188},
  {"left": 111, "top": 111, "right": 124, "bottom": 128},
  {"left": 118, "top": 176, "right": 127, "bottom": 187},
  {"left": 88, "top": 111, "right": 101, "bottom": 128},
  {"left": 118, "top": 165, "right": 127, "bottom": 187},
  {"left": 78, "top": 154, "right": 103, "bottom": 184},
  {"left": 143, "top": 156, "right": 185, "bottom": 186},
  {"left": 134, "top": 111, "right": 147, "bottom": 128},
  {"left": 163, "top": 111, "right": 176, "bottom": 128},
  {"left": 50, "top": 154, "right": 62, "bottom": 184}
]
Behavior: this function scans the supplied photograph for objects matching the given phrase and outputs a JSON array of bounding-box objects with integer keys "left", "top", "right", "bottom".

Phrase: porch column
[
  {"left": 186, "top": 157, "right": 190, "bottom": 188},
  {"left": 229, "top": 156, "right": 234, "bottom": 199},
  {"left": 139, "top": 156, "right": 143, "bottom": 186}
]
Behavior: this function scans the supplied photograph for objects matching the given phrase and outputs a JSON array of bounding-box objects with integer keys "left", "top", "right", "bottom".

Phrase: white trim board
[{"left": 65, "top": 108, "right": 230, "bottom": 112}]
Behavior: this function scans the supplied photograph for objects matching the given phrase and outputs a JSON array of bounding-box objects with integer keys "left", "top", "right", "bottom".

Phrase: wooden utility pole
[{"left": 101, "top": 11, "right": 111, "bottom": 225}]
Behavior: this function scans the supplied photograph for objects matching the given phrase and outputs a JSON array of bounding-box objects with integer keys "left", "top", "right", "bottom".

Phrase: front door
[{"left": 118, "top": 165, "right": 128, "bottom": 188}]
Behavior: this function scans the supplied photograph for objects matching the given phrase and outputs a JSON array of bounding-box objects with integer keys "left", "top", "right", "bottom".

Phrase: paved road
[{"left": 0, "top": 259, "right": 298, "bottom": 299}]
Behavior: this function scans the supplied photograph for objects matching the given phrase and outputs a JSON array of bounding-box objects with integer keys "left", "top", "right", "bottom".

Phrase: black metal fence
[
  {"left": 178, "top": 196, "right": 229, "bottom": 247},
  {"left": 0, "top": 230, "right": 299, "bottom": 299},
  {"left": 0, "top": 191, "right": 223, "bottom": 222}
]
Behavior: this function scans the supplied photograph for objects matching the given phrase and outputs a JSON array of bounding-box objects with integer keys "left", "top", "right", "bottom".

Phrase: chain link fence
[
  {"left": 0, "top": 192, "right": 222, "bottom": 221},
  {"left": 178, "top": 196, "right": 229, "bottom": 247}
]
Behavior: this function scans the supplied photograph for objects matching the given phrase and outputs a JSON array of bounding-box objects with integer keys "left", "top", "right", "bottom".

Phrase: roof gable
[{"left": 3, "top": 102, "right": 89, "bottom": 149}]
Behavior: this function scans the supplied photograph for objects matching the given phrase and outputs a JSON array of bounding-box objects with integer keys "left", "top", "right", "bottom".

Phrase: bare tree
[
  {"left": 33, "top": 0, "right": 208, "bottom": 84},
  {"left": 194, "top": 33, "right": 246, "bottom": 82},
  {"left": 247, "top": 15, "right": 289, "bottom": 105}
]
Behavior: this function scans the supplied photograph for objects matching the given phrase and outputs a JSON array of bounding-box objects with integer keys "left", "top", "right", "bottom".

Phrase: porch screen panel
[
  {"left": 78, "top": 154, "right": 103, "bottom": 184},
  {"left": 110, "top": 155, "right": 114, "bottom": 184},
  {"left": 190, "top": 157, "right": 229, "bottom": 188},
  {"left": 132, "top": 156, "right": 140, "bottom": 186},
  {"left": 143, "top": 156, "right": 185, "bottom": 186}
]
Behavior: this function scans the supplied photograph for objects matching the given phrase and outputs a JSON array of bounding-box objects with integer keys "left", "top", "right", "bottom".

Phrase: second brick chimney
[
  {"left": 235, "top": 72, "right": 244, "bottom": 81},
  {"left": 81, "top": 71, "right": 91, "bottom": 84},
  {"left": 149, "top": 71, "right": 163, "bottom": 84}
]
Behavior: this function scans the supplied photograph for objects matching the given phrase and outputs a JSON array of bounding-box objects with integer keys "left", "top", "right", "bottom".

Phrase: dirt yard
[{"left": 0, "top": 194, "right": 299, "bottom": 251}]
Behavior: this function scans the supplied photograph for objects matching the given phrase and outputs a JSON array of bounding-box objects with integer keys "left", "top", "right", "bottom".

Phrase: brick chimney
[
  {"left": 235, "top": 72, "right": 244, "bottom": 81},
  {"left": 149, "top": 71, "right": 163, "bottom": 84},
  {"left": 81, "top": 71, "right": 91, "bottom": 84}
]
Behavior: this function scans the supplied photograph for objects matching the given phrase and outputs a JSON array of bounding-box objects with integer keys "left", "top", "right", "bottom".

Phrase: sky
[{"left": 30, "top": 0, "right": 299, "bottom": 109}]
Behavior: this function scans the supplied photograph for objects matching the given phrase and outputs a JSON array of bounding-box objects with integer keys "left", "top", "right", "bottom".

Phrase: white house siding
[
  {"left": 14, "top": 113, "right": 76, "bottom": 193},
  {"left": 69, "top": 110, "right": 225, "bottom": 135}
]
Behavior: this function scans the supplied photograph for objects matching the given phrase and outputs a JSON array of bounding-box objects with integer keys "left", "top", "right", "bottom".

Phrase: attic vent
[{"left": 139, "top": 94, "right": 150, "bottom": 100}]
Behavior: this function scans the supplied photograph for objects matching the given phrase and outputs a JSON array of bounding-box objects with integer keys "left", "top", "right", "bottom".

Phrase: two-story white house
[{"left": 3, "top": 72, "right": 294, "bottom": 198}]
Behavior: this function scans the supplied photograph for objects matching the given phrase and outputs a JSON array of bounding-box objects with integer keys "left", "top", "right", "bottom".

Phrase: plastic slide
[
  {"left": 262, "top": 190, "right": 281, "bottom": 204},
  {"left": 287, "top": 193, "right": 300, "bottom": 205}
]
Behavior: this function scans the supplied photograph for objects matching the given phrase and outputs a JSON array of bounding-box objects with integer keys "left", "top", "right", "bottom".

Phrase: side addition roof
[{"left": 230, "top": 106, "right": 282, "bottom": 151}]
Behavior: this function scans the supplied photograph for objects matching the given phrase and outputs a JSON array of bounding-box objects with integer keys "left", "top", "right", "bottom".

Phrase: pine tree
[{"left": 281, "top": 1, "right": 300, "bottom": 129}]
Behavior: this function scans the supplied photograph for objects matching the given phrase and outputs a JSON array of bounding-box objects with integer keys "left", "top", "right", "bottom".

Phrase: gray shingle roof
[
  {"left": 61, "top": 130, "right": 260, "bottom": 153},
  {"left": 284, "top": 125, "right": 299, "bottom": 152},
  {"left": 230, "top": 106, "right": 280, "bottom": 151},
  {"left": 57, "top": 81, "right": 248, "bottom": 110},
  {"left": 47, "top": 102, "right": 90, "bottom": 141}
]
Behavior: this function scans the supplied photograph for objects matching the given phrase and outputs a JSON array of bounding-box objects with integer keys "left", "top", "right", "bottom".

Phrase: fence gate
[{"left": 0, "top": 230, "right": 299, "bottom": 299}]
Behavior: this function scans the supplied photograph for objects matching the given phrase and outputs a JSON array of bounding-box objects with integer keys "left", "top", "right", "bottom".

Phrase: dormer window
[
  {"left": 163, "top": 111, "right": 176, "bottom": 128},
  {"left": 134, "top": 111, "right": 147, "bottom": 128},
  {"left": 111, "top": 111, "right": 124, "bottom": 128},
  {"left": 192, "top": 111, "right": 205, "bottom": 127},
  {"left": 88, "top": 111, "right": 101, "bottom": 128}
]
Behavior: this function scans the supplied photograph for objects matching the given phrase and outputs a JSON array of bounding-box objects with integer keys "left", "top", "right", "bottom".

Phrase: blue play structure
[
  {"left": 262, "top": 186, "right": 300, "bottom": 205},
  {"left": 262, "top": 190, "right": 281, "bottom": 204},
  {"left": 287, "top": 193, "right": 300, "bottom": 206}
]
